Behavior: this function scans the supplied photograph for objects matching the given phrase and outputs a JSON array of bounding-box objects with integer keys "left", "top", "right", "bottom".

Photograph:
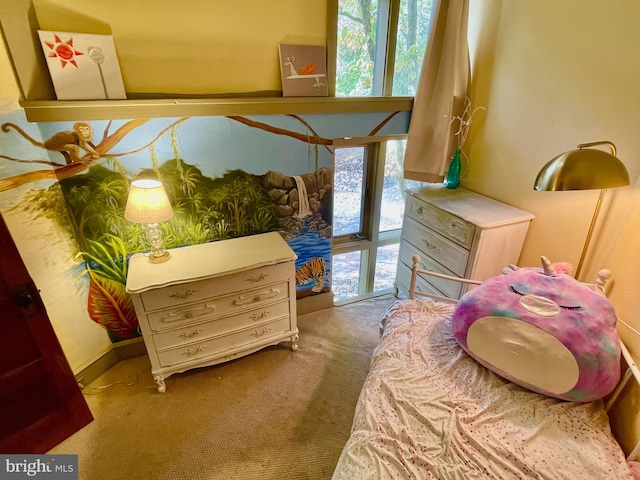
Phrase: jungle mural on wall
[{"left": 0, "top": 111, "right": 409, "bottom": 343}]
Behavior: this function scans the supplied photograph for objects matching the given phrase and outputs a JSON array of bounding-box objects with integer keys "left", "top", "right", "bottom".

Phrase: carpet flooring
[{"left": 49, "top": 295, "right": 397, "bottom": 480}]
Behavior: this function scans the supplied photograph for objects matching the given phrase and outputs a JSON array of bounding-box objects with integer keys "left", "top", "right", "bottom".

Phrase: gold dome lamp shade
[{"left": 534, "top": 141, "right": 630, "bottom": 279}]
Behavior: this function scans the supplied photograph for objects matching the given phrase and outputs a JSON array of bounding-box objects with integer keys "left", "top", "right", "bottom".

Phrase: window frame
[
  {"left": 327, "top": 0, "right": 402, "bottom": 97},
  {"left": 331, "top": 142, "right": 378, "bottom": 242},
  {"left": 331, "top": 134, "right": 408, "bottom": 303}
]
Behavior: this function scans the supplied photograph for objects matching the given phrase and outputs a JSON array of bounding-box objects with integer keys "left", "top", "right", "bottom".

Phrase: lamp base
[{"left": 149, "top": 251, "right": 171, "bottom": 264}]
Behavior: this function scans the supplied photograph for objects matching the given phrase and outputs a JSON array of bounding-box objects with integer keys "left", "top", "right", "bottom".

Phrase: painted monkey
[{"left": 1, "top": 121, "right": 100, "bottom": 165}]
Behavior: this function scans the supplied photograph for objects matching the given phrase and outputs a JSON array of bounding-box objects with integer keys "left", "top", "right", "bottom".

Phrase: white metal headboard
[{"left": 606, "top": 334, "right": 640, "bottom": 461}]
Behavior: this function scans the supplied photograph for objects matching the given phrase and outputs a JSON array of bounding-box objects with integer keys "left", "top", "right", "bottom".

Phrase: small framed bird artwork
[{"left": 278, "top": 44, "right": 327, "bottom": 97}]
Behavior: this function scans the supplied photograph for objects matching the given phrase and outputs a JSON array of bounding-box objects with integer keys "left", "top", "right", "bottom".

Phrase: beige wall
[
  {"left": 31, "top": 0, "right": 327, "bottom": 95},
  {"left": 466, "top": 0, "right": 640, "bottom": 453},
  {"left": 0, "top": 37, "right": 19, "bottom": 105},
  {"left": 466, "top": 0, "right": 640, "bottom": 344}
]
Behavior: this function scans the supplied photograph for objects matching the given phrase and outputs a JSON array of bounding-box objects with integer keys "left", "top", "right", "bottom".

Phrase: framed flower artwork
[{"left": 38, "top": 31, "right": 127, "bottom": 100}]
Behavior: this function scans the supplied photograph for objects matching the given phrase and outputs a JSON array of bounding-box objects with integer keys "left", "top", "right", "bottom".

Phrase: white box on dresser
[
  {"left": 126, "top": 232, "right": 298, "bottom": 393},
  {"left": 396, "top": 185, "right": 535, "bottom": 299}
]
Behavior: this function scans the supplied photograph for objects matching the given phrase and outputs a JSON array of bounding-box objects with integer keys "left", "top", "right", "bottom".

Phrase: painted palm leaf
[{"left": 86, "top": 268, "right": 138, "bottom": 340}]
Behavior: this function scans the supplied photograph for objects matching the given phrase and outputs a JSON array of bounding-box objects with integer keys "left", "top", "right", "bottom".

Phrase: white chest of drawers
[
  {"left": 396, "top": 185, "right": 535, "bottom": 299},
  {"left": 126, "top": 232, "right": 298, "bottom": 393}
]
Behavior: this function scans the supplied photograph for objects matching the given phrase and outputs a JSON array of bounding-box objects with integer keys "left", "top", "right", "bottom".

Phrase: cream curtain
[{"left": 403, "top": 0, "right": 470, "bottom": 182}]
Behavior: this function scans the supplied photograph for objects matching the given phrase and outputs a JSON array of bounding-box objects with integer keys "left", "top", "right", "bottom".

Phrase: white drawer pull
[
  {"left": 249, "top": 310, "right": 270, "bottom": 320},
  {"left": 170, "top": 288, "right": 198, "bottom": 299},
  {"left": 251, "top": 326, "right": 272, "bottom": 337},
  {"left": 182, "top": 346, "right": 206, "bottom": 357},
  {"left": 178, "top": 328, "right": 204, "bottom": 339},
  {"left": 421, "top": 239, "right": 439, "bottom": 250},
  {"left": 161, "top": 304, "right": 215, "bottom": 323},
  {"left": 234, "top": 289, "right": 279, "bottom": 306},
  {"left": 246, "top": 273, "right": 270, "bottom": 283}
]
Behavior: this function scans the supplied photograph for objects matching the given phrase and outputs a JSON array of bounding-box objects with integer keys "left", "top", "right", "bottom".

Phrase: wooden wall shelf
[
  {"left": 20, "top": 96, "right": 413, "bottom": 122},
  {"left": 3, "top": 1, "right": 412, "bottom": 123}
]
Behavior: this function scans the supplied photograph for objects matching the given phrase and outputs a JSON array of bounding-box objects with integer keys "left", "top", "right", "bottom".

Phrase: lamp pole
[{"left": 575, "top": 188, "right": 607, "bottom": 280}]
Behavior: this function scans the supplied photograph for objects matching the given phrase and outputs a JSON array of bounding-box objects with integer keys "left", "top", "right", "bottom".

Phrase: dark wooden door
[{"left": 0, "top": 212, "right": 93, "bottom": 453}]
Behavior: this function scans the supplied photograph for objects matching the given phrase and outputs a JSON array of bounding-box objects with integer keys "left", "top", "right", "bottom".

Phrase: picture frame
[
  {"left": 38, "top": 30, "right": 127, "bottom": 100},
  {"left": 278, "top": 44, "right": 327, "bottom": 97}
]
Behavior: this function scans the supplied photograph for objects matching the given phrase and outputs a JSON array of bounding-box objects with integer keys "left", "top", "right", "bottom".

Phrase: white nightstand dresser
[
  {"left": 126, "top": 232, "right": 298, "bottom": 392},
  {"left": 396, "top": 185, "right": 535, "bottom": 299}
]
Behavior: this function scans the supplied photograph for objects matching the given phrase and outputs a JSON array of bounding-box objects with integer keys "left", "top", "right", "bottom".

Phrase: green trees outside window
[{"left": 336, "top": 0, "right": 434, "bottom": 97}]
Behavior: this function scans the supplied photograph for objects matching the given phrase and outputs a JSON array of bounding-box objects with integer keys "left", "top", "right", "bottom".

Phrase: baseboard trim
[
  {"left": 297, "top": 292, "right": 334, "bottom": 315},
  {"left": 75, "top": 338, "right": 147, "bottom": 388}
]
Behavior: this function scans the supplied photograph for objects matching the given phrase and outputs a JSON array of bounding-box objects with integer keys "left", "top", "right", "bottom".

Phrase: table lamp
[
  {"left": 124, "top": 179, "right": 174, "bottom": 263},
  {"left": 534, "top": 140, "right": 630, "bottom": 279}
]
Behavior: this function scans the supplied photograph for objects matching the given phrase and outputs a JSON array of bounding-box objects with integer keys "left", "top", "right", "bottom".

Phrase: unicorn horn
[{"left": 541, "top": 256, "right": 555, "bottom": 275}]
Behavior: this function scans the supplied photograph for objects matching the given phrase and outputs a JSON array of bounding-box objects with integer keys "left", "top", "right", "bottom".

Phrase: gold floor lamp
[{"left": 534, "top": 141, "right": 630, "bottom": 280}]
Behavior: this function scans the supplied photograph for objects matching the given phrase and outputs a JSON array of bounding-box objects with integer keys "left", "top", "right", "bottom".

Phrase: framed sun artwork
[
  {"left": 278, "top": 44, "right": 328, "bottom": 97},
  {"left": 38, "top": 31, "right": 127, "bottom": 100}
]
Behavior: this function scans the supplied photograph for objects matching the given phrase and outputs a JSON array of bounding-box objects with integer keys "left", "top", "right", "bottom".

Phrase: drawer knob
[
  {"left": 251, "top": 326, "right": 272, "bottom": 337},
  {"left": 161, "top": 304, "right": 215, "bottom": 323},
  {"left": 179, "top": 328, "right": 204, "bottom": 339},
  {"left": 247, "top": 272, "right": 270, "bottom": 283},
  {"left": 421, "top": 239, "right": 438, "bottom": 250},
  {"left": 170, "top": 288, "right": 197, "bottom": 299},
  {"left": 249, "top": 310, "right": 270, "bottom": 320},
  {"left": 234, "top": 289, "right": 279, "bottom": 306},
  {"left": 182, "top": 346, "right": 206, "bottom": 357}
]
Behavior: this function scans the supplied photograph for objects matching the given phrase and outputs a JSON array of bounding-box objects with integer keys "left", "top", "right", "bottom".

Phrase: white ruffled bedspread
[{"left": 332, "top": 298, "right": 635, "bottom": 480}]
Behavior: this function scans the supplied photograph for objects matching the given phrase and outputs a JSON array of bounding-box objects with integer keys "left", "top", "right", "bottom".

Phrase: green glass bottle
[{"left": 444, "top": 149, "right": 461, "bottom": 189}]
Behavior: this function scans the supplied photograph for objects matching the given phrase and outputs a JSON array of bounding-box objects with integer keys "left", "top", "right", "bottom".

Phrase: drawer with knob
[
  {"left": 396, "top": 263, "right": 444, "bottom": 298},
  {"left": 402, "top": 217, "right": 469, "bottom": 277},
  {"left": 398, "top": 241, "right": 462, "bottom": 298},
  {"left": 151, "top": 299, "right": 292, "bottom": 350},
  {"left": 156, "top": 316, "right": 291, "bottom": 368},
  {"left": 145, "top": 281, "right": 290, "bottom": 332},
  {"left": 140, "top": 262, "right": 290, "bottom": 312},
  {"left": 406, "top": 194, "right": 475, "bottom": 249}
]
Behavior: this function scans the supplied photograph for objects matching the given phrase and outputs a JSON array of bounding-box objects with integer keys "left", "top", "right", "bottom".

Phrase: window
[
  {"left": 329, "top": 1, "right": 431, "bottom": 303},
  {"left": 331, "top": 137, "right": 422, "bottom": 303},
  {"left": 333, "top": 0, "right": 434, "bottom": 97},
  {"left": 333, "top": 147, "right": 368, "bottom": 237}
]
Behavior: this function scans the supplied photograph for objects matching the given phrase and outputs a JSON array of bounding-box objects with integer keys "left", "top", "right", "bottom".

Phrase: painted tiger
[{"left": 295, "top": 257, "right": 328, "bottom": 293}]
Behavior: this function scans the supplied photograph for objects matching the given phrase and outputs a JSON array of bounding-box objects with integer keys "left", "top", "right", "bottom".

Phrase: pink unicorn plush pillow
[{"left": 451, "top": 257, "right": 621, "bottom": 402}]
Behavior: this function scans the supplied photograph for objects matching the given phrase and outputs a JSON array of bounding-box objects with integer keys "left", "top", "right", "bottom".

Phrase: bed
[{"left": 332, "top": 255, "right": 640, "bottom": 479}]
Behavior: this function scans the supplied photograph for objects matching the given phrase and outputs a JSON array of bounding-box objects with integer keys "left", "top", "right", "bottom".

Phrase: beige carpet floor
[{"left": 49, "top": 295, "right": 397, "bottom": 480}]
